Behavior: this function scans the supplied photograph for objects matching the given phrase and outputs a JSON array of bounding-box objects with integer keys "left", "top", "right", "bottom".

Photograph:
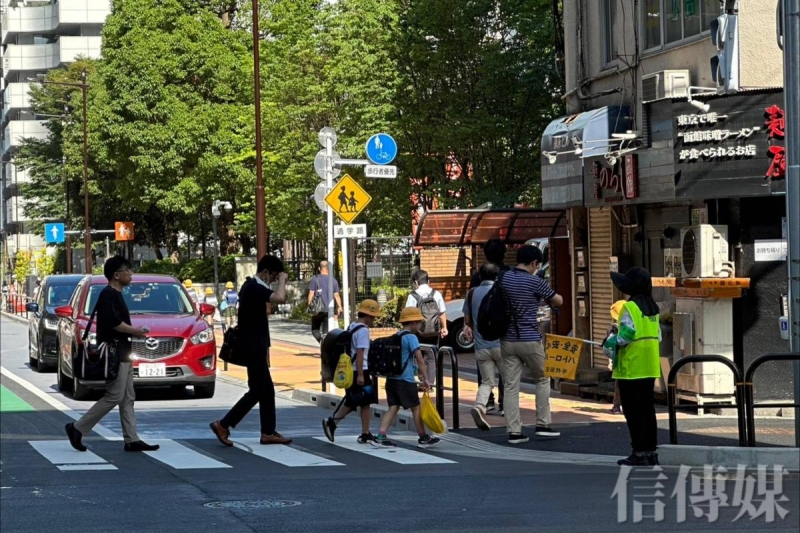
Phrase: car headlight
[
  {"left": 190, "top": 328, "right": 215, "bottom": 345},
  {"left": 44, "top": 317, "right": 59, "bottom": 330}
]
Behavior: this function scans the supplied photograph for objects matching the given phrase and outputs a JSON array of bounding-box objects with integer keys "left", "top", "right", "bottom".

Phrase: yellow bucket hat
[
  {"left": 399, "top": 307, "right": 424, "bottom": 324},
  {"left": 357, "top": 299, "right": 381, "bottom": 317}
]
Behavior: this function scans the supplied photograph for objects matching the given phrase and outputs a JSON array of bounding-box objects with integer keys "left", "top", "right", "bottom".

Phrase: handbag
[
  {"left": 307, "top": 276, "right": 327, "bottom": 315},
  {"left": 218, "top": 325, "right": 249, "bottom": 366},
  {"left": 81, "top": 303, "right": 120, "bottom": 381}
]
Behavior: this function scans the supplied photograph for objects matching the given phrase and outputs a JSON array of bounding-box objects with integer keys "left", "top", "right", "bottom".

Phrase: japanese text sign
[{"left": 544, "top": 334, "right": 583, "bottom": 380}]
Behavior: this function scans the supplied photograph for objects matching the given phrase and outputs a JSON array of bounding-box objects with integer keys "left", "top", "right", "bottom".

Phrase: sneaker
[
  {"left": 357, "top": 433, "right": 377, "bottom": 444},
  {"left": 610, "top": 406, "right": 623, "bottom": 415},
  {"left": 496, "top": 409, "right": 504, "bottom": 417},
  {"left": 508, "top": 433, "right": 529, "bottom": 445},
  {"left": 371, "top": 434, "right": 397, "bottom": 448},
  {"left": 322, "top": 417, "right": 337, "bottom": 442},
  {"left": 470, "top": 406, "right": 491, "bottom": 431},
  {"left": 617, "top": 452, "right": 649, "bottom": 466},
  {"left": 65, "top": 423, "right": 86, "bottom": 452},
  {"left": 646, "top": 453, "right": 660, "bottom": 466},
  {"left": 417, "top": 435, "right": 441, "bottom": 448},
  {"left": 535, "top": 426, "right": 561, "bottom": 438},
  {"left": 124, "top": 441, "right": 160, "bottom": 452}
]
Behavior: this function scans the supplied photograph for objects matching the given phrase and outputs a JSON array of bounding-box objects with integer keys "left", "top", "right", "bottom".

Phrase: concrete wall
[{"left": 564, "top": 0, "right": 784, "bottom": 123}]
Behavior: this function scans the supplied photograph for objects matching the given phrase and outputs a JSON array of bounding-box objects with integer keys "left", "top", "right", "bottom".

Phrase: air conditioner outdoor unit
[
  {"left": 642, "top": 70, "right": 690, "bottom": 102},
  {"left": 680, "top": 224, "right": 731, "bottom": 278}
]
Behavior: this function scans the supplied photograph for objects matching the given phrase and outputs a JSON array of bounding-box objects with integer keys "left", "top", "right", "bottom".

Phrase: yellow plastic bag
[
  {"left": 420, "top": 391, "right": 445, "bottom": 434},
  {"left": 333, "top": 354, "right": 353, "bottom": 389}
]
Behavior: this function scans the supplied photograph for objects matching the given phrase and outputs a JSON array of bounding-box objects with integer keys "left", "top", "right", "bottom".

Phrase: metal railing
[
  {"left": 667, "top": 354, "right": 747, "bottom": 446},
  {"left": 434, "top": 345, "right": 460, "bottom": 430},
  {"left": 3, "top": 294, "right": 30, "bottom": 318},
  {"left": 744, "top": 352, "right": 800, "bottom": 447}
]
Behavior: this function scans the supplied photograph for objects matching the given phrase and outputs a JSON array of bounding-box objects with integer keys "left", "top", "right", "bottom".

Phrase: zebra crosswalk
[{"left": 26, "top": 435, "right": 457, "bottom": 472}]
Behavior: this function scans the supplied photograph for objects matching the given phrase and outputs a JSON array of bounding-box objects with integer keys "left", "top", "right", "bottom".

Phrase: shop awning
[
  {"left": 414, "top": 208, "right": 567, "bottom": 247},
  {"left": 540, "top": 106, "right": 631, "bottom": 209},
  {"left": 541, "top": 105, "right": 631, "bottom": 161}
]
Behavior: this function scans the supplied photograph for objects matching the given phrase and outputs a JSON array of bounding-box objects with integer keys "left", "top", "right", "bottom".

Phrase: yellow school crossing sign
[{"left": 324, "top": 174, "right": 372, "bottom": 224}]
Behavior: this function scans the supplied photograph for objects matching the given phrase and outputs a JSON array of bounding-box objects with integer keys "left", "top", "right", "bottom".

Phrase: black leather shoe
[
  {"left": 65, "top": 423, "right": 87, "bottom": 452},
  {"left": 124, "top": 441, "right": 160, "bottom": 452}
]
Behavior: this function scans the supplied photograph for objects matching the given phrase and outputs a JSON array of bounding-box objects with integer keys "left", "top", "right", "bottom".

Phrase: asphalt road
[{"left": 2, "top": 317, "right": 798, "bottom": 533}]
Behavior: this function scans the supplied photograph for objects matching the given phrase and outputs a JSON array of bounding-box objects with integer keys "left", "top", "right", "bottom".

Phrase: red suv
[{"left": 54, "top": 274, "right": 218, "bottom": 400}]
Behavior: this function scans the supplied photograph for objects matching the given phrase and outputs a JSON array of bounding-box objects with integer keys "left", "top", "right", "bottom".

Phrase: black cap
[
  {"left": 610, "top": 267, "right": 652, "bottom": 296},
  {"left": 257, "top": 255, "right": 284, "bottom": 274}
]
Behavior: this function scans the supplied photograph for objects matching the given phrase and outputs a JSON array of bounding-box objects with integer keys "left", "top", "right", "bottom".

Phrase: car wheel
[
  {"left": 447, "top": 318, "right": 474, "bottom": 353},
  {"left": 194, "top": 382, "right": 216, "bottom": 399},
  {"left": 28, "top": 335, "right": 38, "bottom": 369},
  {"left": 71, "top": 352, "right": 91, "bottom": 401},
  {"left": 57, "top": 357, "right": 71, "bottom": 392},
  {"left": 34, "top": 341, "right": 50, "bottom": 372}
]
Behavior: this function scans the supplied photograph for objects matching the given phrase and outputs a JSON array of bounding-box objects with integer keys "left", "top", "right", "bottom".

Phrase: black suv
[{"left": 26, "top": 274, "right": 84, "bottom": 371}]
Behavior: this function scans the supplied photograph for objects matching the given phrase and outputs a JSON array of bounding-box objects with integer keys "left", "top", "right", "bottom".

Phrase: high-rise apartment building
[{"left": 1, "top": 0, "right": 111, "bottom": 267}]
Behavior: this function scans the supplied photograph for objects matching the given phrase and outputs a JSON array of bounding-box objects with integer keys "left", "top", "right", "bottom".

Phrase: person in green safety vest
[{"left": 606, "top": 267, "right": 662, "bottom": 467}]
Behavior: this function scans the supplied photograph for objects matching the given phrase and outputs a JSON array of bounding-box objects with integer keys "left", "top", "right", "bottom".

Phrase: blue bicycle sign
[{"left": 365, "top": 133, "right": 398, "bottom": 165}]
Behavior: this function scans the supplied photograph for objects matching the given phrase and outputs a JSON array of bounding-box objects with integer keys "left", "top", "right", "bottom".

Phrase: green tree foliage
[
  {"left": 15, "top": 0, "right": 563, "bottom": 250},
  {"left": 395, "top": 0, "right": 562, "bottom": 209},
  {"left": 14, "top": 251, "right": 32, "bottom": 283}
]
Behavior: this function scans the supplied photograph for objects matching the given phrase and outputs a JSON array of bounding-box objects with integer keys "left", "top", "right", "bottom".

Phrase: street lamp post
[
  {"left": 34, "top": 70, "right": 90, "bottom": 273},
  {"left": 211, "top": 200, "right": 233, "bottom": 303},
  {"left": 251, "top": 0, "right": 267, "bottom": 258}
]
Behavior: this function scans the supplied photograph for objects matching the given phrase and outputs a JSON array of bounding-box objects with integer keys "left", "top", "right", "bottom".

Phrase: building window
[
  {"left": 603, "top": 0, "right": 617, "bottom": 65},
  {"left": 642, "top": 0, "right": 719, "bottom": 52},
  {"left": 642, "top": 0, "right": 662, "bottom": 49}
]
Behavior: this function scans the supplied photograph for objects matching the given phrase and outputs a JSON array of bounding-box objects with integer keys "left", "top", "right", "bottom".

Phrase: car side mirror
[
  {"left": 26, "top": 302, "right": 40, "bottom": 314},
  {"left": 54, "top": 305, "right": 73, "bottom": 319},
  {"left": 199, "top": 303, "right": 215, "bottom": 317}
]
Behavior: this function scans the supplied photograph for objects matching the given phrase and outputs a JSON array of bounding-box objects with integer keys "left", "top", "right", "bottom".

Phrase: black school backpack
[
  {"left": 411, "top": 290, "right": 442, "bottom": 338},
  {"left": 320, "top": 324, "right": 367, "bottom": 382},
  {"left": 477, "top": 272, "right": 516, "bottom": 341},
  {"left": 368, "top": 331, "right": 412, "bottom": 377}
]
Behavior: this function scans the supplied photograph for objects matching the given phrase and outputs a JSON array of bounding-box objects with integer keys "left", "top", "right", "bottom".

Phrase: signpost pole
[
  {"left": 781, "top": 0, "right": 800, "bottom": 447},
  {"left": 325, "top": 135, "right": 336, "bottom": 336},
  {"left": 341, "top": 237, "right": 350, "bottom": 329}
]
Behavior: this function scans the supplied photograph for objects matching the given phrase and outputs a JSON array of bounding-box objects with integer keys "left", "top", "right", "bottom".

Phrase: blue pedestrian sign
[
  {"left": 365, "top": 133, "right": 397, "bottom": 165},
  {"left": 44, "top": 223, "right": 65, "bottom": 244}
]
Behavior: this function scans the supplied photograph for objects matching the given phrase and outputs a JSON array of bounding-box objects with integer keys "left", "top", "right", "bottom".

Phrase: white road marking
[
  {"left": 57, "top": 464, "right": 118, "bottom": 471},
  {"left": 233, "top": 438, "right": 343, "bottom": 467},
  {"left": 0, "top": 366, "right": 119, "bottom": 440},
  {"left": 142, "top": 440, "right": 231, "bottom": 469},
  {"left": 28, "top": 440, "right": 118, "bottom": 471},
  {"left": 314, "top": 437, "right": 456, "bottom": 465}
]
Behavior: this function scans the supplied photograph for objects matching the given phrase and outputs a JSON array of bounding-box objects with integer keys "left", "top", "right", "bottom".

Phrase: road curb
[
  {"left": 291, "top": 388, "right": 449, "bottom": 434},
  {"left": 1, "top": 311, "right": 28, "bottom": 325},
  {"left": 658, "top": 444, "right": 800, "bottom": 470}
]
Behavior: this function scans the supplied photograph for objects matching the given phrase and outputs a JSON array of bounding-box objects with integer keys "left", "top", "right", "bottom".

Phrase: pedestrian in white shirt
[{"left": 405, "top": 269, "right": 447, "bottom": 387}]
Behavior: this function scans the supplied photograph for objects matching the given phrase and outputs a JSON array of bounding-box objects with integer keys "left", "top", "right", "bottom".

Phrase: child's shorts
[
  {"left": 344, "top": 374, "right": 378, "bottom": 408},
  {"left": 385, "top": 379, "right": 420, "bottom": 410}
]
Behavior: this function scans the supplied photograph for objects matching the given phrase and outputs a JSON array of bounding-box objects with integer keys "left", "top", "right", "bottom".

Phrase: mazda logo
[{"left": 145, "top": 338, "right": 159, "bottom": 351}]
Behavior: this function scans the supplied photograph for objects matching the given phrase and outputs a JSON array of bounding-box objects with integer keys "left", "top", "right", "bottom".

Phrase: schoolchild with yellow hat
[
  {"left": 322, "top": 299, "right": 381, "bottom": 445},
  {"left": 372, "top": 307, "right": 440, "bottom": 449}
]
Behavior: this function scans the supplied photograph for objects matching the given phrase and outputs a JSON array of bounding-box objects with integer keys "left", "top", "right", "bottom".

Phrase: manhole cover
[{"left": 204, "top": 500, "right": 301, "bottom": 509}]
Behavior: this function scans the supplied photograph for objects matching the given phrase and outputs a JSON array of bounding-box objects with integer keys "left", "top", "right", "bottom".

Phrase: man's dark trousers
[{"left": 221, "top": 356, "right": 276, "bottom": 434}]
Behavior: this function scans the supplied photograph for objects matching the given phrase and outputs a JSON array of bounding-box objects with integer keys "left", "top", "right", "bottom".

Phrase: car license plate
[{"left": 139, "top": 363, "right": 166, "bottom": 378}]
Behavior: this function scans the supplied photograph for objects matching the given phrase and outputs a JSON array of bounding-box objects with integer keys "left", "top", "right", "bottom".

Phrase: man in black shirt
[
  {"left": 468, "top": 239, "right": 508, "bottom": 414},
  {"left": 66, "top": 256, "right": 159, "bottom": 452},
  {"left": 210, "top": 255, "right": 291, "bottom": 446}
]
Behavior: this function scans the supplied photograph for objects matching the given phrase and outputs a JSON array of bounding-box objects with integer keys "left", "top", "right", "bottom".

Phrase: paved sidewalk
[{"left": 217, "top": 318, "right": 798, "bottom": 457}]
